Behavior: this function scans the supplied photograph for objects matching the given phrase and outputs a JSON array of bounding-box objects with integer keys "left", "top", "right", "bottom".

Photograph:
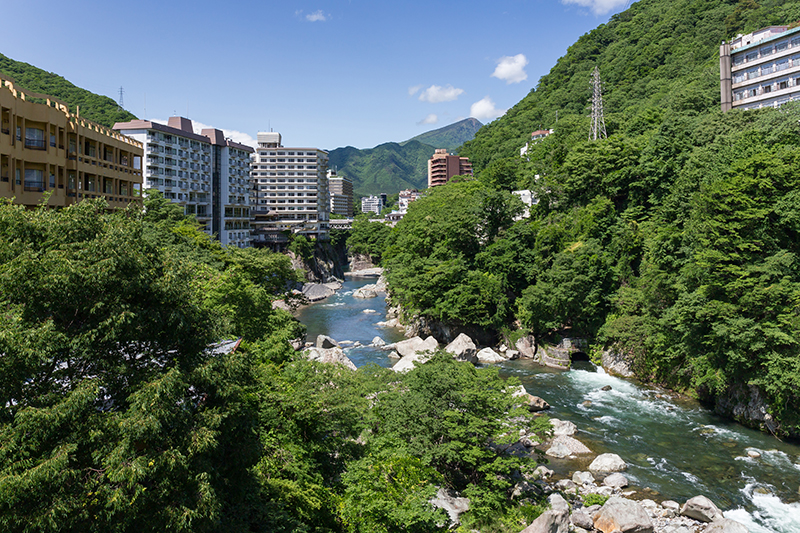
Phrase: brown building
[
  {"left": 0, "top": 77, "right": 143, "bottom": 209},
  {"left": 327, "top": 170, "right": 353, "bottom": 216},
  {"left": 427, "top": 148, "right": 473, "bottom": 188}
]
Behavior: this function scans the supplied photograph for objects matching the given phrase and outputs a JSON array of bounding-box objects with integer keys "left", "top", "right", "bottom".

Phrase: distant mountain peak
[{"left": 402, "top": 118, "right": 483, "bottom": 152}]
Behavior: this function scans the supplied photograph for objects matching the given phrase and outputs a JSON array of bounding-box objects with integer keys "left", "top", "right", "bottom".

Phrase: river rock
[
  {"left": 512, "top": 481, "right": 542, "bottom": 499},
  {"left": 546, "top": 443, "right": 573, "bottom": 458},
  {"left": 303, "top": 347, "right": 357, "bottom": 371},
  {"left": 704, "top": 518, "right": 750, "bottom": 533},
  {"left": 593, "top": 496, "right": 654, "bottom": 533},
  {"left": 528, "top": 395, "right": 551, "bottom": 412},
  {"left": 551, "top": 418, "right": 578, "bottom": 436},
  {"left": 529, "top": 465, "right": 554, "bottom": 480},
  {"left": 429, "top": 487, "right": 469, "bottom": 527},
  {"left": 571, "top": 510, "right": 594, "bottom": 530},
  {"left": 603, "top": 472, "right": 629, "bottom": 488},
  {"left": 376, "top": 318, "right": 401, "bottom": 328},
  {"left": 394, "top": 335, "right": 439, "bottom": 358},
  {"left": 601, "top": 385, "right": 613, "bottom": 391},
  {"left": 520, "top": 507, "right": 569, "bottom": 533},
  {"left": 549, "top": 493, "right": 570, "bottom": 512},
  {"left": 506, "top": 349, "right": 521, "bottom": 360},
  {"left": 661, "top": 501, "right": 680, "bottom": 513},
  {"left": 353, "top": 287, "right": 378, "bottom": 298},
  {"left": 572, "top": 471, "right": 595, "bottom": 485},
  {"left": 602, "top": 349, "right": 635, "bottom": 377},
  {"left": 679, "top": 495, "right": 722, "bottom": 522},
  {"left": 302, "top": 283, "right": 335, "bottom": 301},
  {"left": 555, "top": 479, "right": 577, "bottom": 491},
  {"left": 589, "top": 453, "right": 628, "bottom": 477},
  {"left": 316, "top": 334, "right": 339, "bottom": 349},
  {"left": 444, "top": 333, "right": 478, "bottom": 363},
  {"left": 516, "top": 335, "right": 537, "bottom": 359},
  {"left": 477, "top": 347, "right": 506, "bottom": 364},
  {"left": 371, "top": 336, "right": 386, "bottom": 347},
  {"left": 387, "top": 350, "right": 400, "bottom": 358},
  {"left": 551, "top": 435, "right": 592, "bottom": 454}
]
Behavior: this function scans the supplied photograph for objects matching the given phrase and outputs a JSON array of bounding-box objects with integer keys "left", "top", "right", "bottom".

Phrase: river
[{"left": 296, "top": 277, "right": 800, "bottom": 533}]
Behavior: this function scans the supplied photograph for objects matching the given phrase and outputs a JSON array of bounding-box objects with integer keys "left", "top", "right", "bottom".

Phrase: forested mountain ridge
[
  {"left": 383, "top": 0, "right": 800, "bottom": 438},
  {"left": 460, "top": 0, "right": 800, "bottom": 169},
  {"left": 0, "top": 52, "right": 137, "bottom": 128},
  {"left": 401, "top": 117, "right": 483, "bottom": 151}
]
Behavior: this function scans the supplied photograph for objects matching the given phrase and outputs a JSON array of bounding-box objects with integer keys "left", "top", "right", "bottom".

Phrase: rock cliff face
[
  {"left": 714, "top": 383, "right": 782, "bottom": 436},
  {"left": 290, "top": 241, "right": 344, "bottom": 283},
  {"left": 400, "top": 313, "right": 497, "bottom": 346},
  {"left": 348, "top": 253, "right": 376, "bottom": 272}
]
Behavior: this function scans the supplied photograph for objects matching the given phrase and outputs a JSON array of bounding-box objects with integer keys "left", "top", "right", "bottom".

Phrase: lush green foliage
[
  {"left": 328, "top": 141, "right": 435, "bottom": 196},
  {"left": 0, "top": 53, "right": 137, "bottom": 128},
  {"left": 402, "top": 118, "right": 483, "bottom": 152},
  {"left": 381, "top": 0, "right": 800, "bottom": 437},
  {"left": 346, "top": 218, "right": 393, "bottom": 264}
]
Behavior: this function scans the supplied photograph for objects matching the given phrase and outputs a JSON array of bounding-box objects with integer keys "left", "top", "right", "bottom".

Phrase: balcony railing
[
  {"left": 25, "top": 138, "right": 46, "bottom": 150},
  {"left": 24, "top": 180, "right": 44, "bottom": 191}
]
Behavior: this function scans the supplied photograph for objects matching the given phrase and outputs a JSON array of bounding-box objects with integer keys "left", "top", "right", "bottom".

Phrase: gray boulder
[
  {"left": 371, "top": 336, "right": 386, "bottom": 347},
  {"left": 477, "top": 347, "right": 506, "bottom": 364},
  {"left": 546, "top": 443, "right": 573, "bottom": 458},
  {"left": 549, "top": 493, "right": 570, "bottom": 512},
  {"left": 589, "top": 453, "right": 628, "bottom": 477},
  {"left": 704, "top": 518, "right": 750, "bottom": 533},
  {"left": 303, "top": 347, "right": 357, "bottom": 371},
  {"left": 680, "top": 495, "right": 722, "bottom": 523},
  {"left": 603, "top": 472, "right": 629, "bottom": 488},
  {"left": 520, "top": 508, "right": 569, "bottom": 533},
  {"left": 551, "top": 435, "right": 592, "bottom": 454},
  {"left": 316, "top": 335, "right": 339, "bottom": 349},
  {"left": 572, "top": 471, "right": 595, "bottom": 485},
  {"left": 429, "top": 487, "right": 469, "bottom": 527},
  {"left": 506, "top": 349, "right": 521, "bottom": 360},
  {"left": 353, "top": 286, "right": 378, "bottom": 298},
  {"left": 515, "top": 335, "right": 537, "bottom": 358},
  {"left": 528, "top": 395, "right": 551, "bottom": 412},
  {"left": 593, "top": 496, "right": 654, "bottom": 533},
  {"left": 571, "top": 510, "right": 594, "bottom": 530},
  {"left": 302, "top": 283, "right": 335, "bottom": 301},
  {"left": 550, "top": 418, "right": 577, "bottom": 436},
  {"left": 601, "top": 349, "right": 635, "bottom": 378},
  {"left": 444, "top": 333, "right": 478, "bottom": 363},
  {"left": 394, "top": 336, "right": 439, "bottom": 358},
  {"left": 387, "top": 350, "right": 401, "bottom": 359}
]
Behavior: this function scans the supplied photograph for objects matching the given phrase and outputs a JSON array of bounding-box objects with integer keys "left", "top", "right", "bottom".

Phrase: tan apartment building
[
  {"left": 0, "top": 77, "right": 143, "bottom": 208},
  {"left": 427, "top": 148, "right": 473, "bottom": 188}
]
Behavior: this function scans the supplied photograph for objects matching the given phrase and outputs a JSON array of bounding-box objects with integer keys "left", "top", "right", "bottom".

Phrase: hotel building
[
  {"left": 250, "top": 132, "right": 330, "bottom": 248},
  {"left": 328, "top": 169, "right": 353, "bottom": 216},
  {"left": 1, "top": 77, "right": 143, "bottom": 208},
  {"left": 427, "top": 148, "right": 473, "bottom": 188},
  {"left": 114, "top": 117, "right": 253, "bottom": 247},
  {"left": 721, "top": 25, "right": 800, "bottom": 111}
]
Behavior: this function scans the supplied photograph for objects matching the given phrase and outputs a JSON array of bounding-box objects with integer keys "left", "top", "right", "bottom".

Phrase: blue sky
[{"left": 1, "top": 0, "right": 632, "bottom": 150}]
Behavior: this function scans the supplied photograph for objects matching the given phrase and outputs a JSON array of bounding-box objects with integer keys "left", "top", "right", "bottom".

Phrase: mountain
[
  {"left": 401, "top": 117, "right": 483, "bottom": 151},
  {"left": 328, "top": 140, "right": 435, "bottom": 197},
  {"left": 0, "top": 53, "right": 137, "bottom": 128},
  {"left": 328, "top": 119, "right": 483, "bottom": 197}
]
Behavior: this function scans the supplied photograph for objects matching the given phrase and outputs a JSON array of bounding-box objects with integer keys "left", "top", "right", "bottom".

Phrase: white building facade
[
  {"left": 361, "top": 194, "right": 384, "bottom": 215},
  {"left": 721, "top": 25, "right": 800, "bottom": 111},
  {"left": 250, "top": 132, "right": 330, "bottom": 247},
  {"left": 113, "top": 117, "right": 253, "bottom": 247}
]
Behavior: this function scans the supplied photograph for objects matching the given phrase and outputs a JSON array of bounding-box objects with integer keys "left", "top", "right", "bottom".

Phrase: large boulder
[
  {"left": 444, "top": 333, "right": 478, "bottom": 363},
  {"left": 394, "top": 336, "right": 439, "bottom": 358},
  {"left": 588, "top": 453, "right": 628, "bottom": 477},
  {"left": 477, "top": 347, "right": 506, "bottom": 364},
  {"left": 302, "top": 283, "right": 335, "bottom": 301},
  {"left": 515, "top": 335, "right": 537, "bottom": 359},
  {"left": 316, "top": 335, "right": 339, "bottom": 349},
  {"left": 603, "top": 472, "right": 629, "bottom": 488},
  {"left": 353, "top": 285, "right": 378, "bottom": 298},
  {"left": 520, "top": 508, "right": 569, "bottom": 533},
  {"left": 371, "top": 336, "right": 386, "bottom": 347},
  {"left": 550, "top": 435, "right": 592, "bottom": 454},
  {"left": 545, "top": 443, "right": 573, "bottom": 458},
  {"left": 571, "top": 509, "right": 594, "bottom": 530},
  {"left": 429, "top": 487, "right": 469, "bottom": 528},
  {"left": 572, "top": 471, "right": 595, "bottom": 485},
  {"left": 704, "top": 518, "right": 750, "bottom": 533},
  {"left": 550, "top": 418, "right": 578, "bottom": 436},
  {"left": 303, "top": 347, "right": 357, "bottom": 371},
  {"left": 680, "top": 496, "right": 722, "bottom": 523},
  {"left": 528, "top": 395, "right": 551, "bottom": 412},
  {"left": 593, "top": 496, "right": 654, "bottom": 533},
  {"left": 601, "top": 349, "right": 635, "bottom": 377}
]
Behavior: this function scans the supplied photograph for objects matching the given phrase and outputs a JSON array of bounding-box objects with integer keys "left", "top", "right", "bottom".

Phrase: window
[
  {"left": 745, "top": 51, "right": 758, "bottom": 62},
  {"left": 761, "top": 45, "right": 773, "bottom": 56},
  {"left": 777, "top": 40, "right": 788, "bottom": 52},
  {"left": 763, "top": 84, "right": 772, "bottom": 93},
  {"left": 24, "top": 168, "right": 44, "bottom": 190},
  {"left": 25, "top": 127, "right": 45, "bottom": 150},
  {"left": 779, "top": 80, "right": 789, "bottom": 90},
  {"left": 746, "top": 68, "right": 759, "bottom": 80}
]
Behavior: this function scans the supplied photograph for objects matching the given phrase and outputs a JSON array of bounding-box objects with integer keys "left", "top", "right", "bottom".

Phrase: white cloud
[
  {"left": 418, "top": 84, "right": 464, "bottom": 103},
  {"left": 306, "top": 9, "right": 327, "bottom": 22},
  {"left": 418, "top": 114, "right": 438, "bottom": 125},
  {"left": 491, "top": 54, "right": 529, "bottom": 84},
  {"left": 561, "top": 0, "right": 628, "bottom": 15},
  {"left": 153, "top": 118, "right": 258, "bottom": 149},
  {"left": 408, "top": 85, "right": 422, "bottom": 96},
  {"left": 469, "top": 97, "right": 505, "bottom": 121}
]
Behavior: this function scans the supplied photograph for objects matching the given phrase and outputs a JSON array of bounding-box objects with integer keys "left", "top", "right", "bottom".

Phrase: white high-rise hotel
[
  {"left": 114, "top": 117, "right": 252, "bottom": 247},
  {"left": 250, "top": 132, "right": 329, "bottom": 246}
]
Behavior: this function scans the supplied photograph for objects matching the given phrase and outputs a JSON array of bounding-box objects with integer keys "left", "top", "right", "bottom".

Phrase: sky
[{"left": 1, "top": 0, "right": 633, "bottom": 150}]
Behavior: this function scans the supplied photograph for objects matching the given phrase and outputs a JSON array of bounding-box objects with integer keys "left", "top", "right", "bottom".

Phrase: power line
[
  {"left": 118, "top": 86, "right": 125, "bottom": 109},
  {"left": 590, "top": 66, "right": 607, "bottom": 141}
]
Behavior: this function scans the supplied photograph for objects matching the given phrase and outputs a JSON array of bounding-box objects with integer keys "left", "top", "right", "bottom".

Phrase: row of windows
[
  {"left": 733, "top": 56, "right": 800, "bottom": 83},
  {"left": 734, "top": 76, "right": 800, "bottom": 100},
  {"left": 257, "top": 150, "right": 318, "bottom": 157},
  {"left": 733, "top": 35, "right": 800, "bottom": 66}
]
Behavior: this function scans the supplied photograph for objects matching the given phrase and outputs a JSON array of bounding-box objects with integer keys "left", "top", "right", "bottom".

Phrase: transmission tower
[
  {"left": 118, "top": 86, "right": 125, "bottom": 109},
  {"left": 590, "top": 66, "right": 607, "bottom": 141}
]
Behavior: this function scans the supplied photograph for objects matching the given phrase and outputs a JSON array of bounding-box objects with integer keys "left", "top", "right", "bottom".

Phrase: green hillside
[
  {"left": 384, "top": 0, "right": 800, "bottom": 437},
  {"left": 328, "top": 140, "right": 435, "bottom": 196},
  {"left": 0, "top": 53, "right": 137, "bottom": 128},
  {"left": 401, "top": 117, "right": 483, "bottom": 151}
]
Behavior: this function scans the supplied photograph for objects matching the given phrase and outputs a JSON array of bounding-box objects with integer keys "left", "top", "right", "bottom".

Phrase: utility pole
[
  {"left": 118, "top": 86, "right": 125, "bottom": 109},
  {"left": 590, "top": 66, "right": 607, "bottom": 141}
]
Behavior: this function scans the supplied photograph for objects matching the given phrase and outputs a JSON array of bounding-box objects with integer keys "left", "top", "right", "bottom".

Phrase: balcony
[
  {"left": 25, "top": 138, "right": 46, "bottom": 150},
  {"left": 24, "top": 180, "right": 44, "bottom": 192}
]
